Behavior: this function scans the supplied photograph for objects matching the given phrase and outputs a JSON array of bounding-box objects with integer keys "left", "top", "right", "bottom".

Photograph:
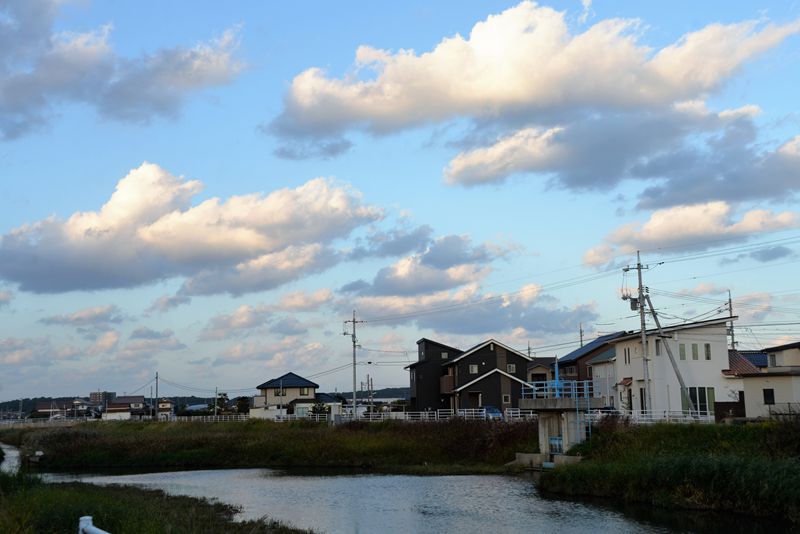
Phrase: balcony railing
[{"left": 521, "top": 380, "right": 593, "bottom": 399}]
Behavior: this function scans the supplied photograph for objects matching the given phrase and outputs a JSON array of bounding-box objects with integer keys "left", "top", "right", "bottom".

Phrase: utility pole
[
  {"left": 214, "top": 386, "right": 218, "bottom": 416},
  {"left": 527, "top": 341, "right": 531, "bottom": 359},
  {"left": 155, "top": 372, "right": 159, "bottom": 420},
  {"left": 623, "top": 251, "right": 652, "bottom": 414},
  {"left": 343, "top": 310, "right": 365, "bottom": 419},
  {"left": 728, "top": 290, "right": 736, "bottom": 350},
  {"left": 579, "top": 323, "right": 584, "bottom": 347}
]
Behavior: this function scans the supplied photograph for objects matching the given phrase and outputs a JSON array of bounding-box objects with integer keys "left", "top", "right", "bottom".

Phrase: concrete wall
[{"left": 743, "top": 375, "right": 800, "bottom": 418}]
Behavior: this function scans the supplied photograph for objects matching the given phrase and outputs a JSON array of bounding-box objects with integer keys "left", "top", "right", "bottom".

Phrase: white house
[
  {"left": 611, "top": 317, "right": 739, "bottom": 417},
  {"left": 250, "top": 372, "right": 323, "bottom": 419},
  {"left": 587, "top": 349, "right": 616, "bottom": 408},
  {"left": 739, "top": 341, "right": 800, "bottom": 418}
]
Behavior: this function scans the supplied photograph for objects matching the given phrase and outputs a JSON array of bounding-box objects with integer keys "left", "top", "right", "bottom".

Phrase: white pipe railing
[{"left": 78, "top": 516, "right": 110, "bottom": 534}]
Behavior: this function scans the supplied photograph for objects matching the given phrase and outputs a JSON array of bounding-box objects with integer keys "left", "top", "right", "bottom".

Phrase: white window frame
[
  {"left": 469, "top": 364, "right": 479, "bottom": 375},
  {"left": 502, "top": 394, "right": 511, "bottom": 404},
  {"left": 506, "top": 363, "right": 516, "bottom": 374}
]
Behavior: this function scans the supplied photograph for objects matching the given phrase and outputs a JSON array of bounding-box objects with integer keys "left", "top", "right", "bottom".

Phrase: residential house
[
  {"left": 555, "top": 332, "right": 626, "bottom": 391},
  {"left": 407, "top": 338, "right": 463, "bottom": 411},
  {"left": 157, "top": 398, "right": 175, "bottom": 419},
  {"left": 526, "top": 357, "right": 555, "bottom": 382},
  {"left": 737, "top": 341, "right": 800, "bottom": 418},
  {"left": 102, "top": 395, "right": 147, "bottom": 420},
  {"left": 411, "top": 338, "right": 532, "bottom": 412},
  {"left": 587, "top": 348, "right": 617, "bottom": 408},
  {"left": 611, "top": 317, "right": 739, "bottom": 416},
  {"left": 250, "top": 372, "right": 319, "bottom": 419}
]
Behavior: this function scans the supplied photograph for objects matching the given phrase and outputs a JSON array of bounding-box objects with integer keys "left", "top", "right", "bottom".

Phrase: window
[
  {"left": 679, "top": 344, "right": 686, "bottom": 360},
  {"left": 502, "top": 394, "right": 511, "bottom": 404},
  {"left": 763, "top": 388, "right": 775, "bottom": 405},
  {"left": 441, "top": 352, "right": 448, "bottom": 359},
  {"left": 299, "top": 387, "right": 308, "bottom": 395},
  {"left": 692, "top": 344, "right": 699, "bottom": 360},
  {"left": 469, "top": 364, "right": 479, "bottom": 374},
  {"left": 655, "top": 339, "right": 662, "bottom": 356},
  {"left": 506, "top": 363, "right": 516, "bottom": 374},
  {"left": 683, "top": 386, "right": 715, "bottom": 413},
  {"left": 623, "top": 347, "right": 631, "bottom": 365},
  {"left": 704, "top": 344, "right": 711, "bottom": 361},
  {"left": 769, "top": 354, "right": 777, "bottom": 367}
]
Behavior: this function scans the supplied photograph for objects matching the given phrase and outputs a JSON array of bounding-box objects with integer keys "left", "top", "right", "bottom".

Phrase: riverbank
[
  {"left": 0, "top": 468, "right": 311, "bottom": 533},
  {"left": 538, "top": 419, "right": 800, "bottom": 523},
  {"left": 0, "top": 419, "right": 538, "bottom": 473}
]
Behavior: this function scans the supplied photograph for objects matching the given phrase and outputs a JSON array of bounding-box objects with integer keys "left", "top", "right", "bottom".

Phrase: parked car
[{"left": 484, "top": 405, "right": 503, "bottom": 420}]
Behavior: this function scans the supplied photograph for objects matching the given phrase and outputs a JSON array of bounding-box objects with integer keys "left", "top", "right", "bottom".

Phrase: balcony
[{"left": 440, "top": 375, "right": 454, "bottom": 393}]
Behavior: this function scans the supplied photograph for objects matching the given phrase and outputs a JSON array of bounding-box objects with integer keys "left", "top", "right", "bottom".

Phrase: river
[{"left": 0, "top": 445, "right": 784, "bottom": 533}]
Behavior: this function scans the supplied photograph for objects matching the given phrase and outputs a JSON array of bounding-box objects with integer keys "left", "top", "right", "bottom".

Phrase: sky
[{"left": 1, "top": 0, "right": 800, "bottom": 402}]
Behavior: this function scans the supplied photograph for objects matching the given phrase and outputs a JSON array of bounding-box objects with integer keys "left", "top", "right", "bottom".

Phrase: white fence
[{"left": 595, "top": 410, "right": 715, "bottom": 425}]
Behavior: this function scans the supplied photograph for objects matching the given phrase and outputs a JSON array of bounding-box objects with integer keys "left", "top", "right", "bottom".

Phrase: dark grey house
[{"left": 407, "top": 338, "right": 532, "bottom": 411}]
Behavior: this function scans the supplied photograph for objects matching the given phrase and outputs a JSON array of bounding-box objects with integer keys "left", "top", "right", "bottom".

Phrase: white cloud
[
  {"left": 0, "top": 337, "right": 80, "bottom": 367},
  {"left": 199, "top": 305, "right": 271, "bottom": 341},
  {"left": 271, "top": 2, "right": 799, "bottom": 138},
  {"left": 213, "top": 338, "right": 325, "bottom": 368},
  {"left": 0, "top": 290, "right": 12, "bottom": 307},
  {"left": 275, "top": 289, "right": 333, "bottom": 312},
  {"left": 584, "top": 202, "right": 799, "bottom": 265},
  {"left": 146, "top": 294, "right": 192, "bottom": 313},
  {"left": 87, "top": 330, "right": 120, "bottom": 356},
  {"left": 0, "top": 162, "right": 382, "bottom": 295},
  {"left": 0, "top": 1, "right": 243, "bottom": 139},
  {"left": 40, "top": 304, "right": 124, "bottom": 326},
  {"left": 680, "top": 283, "right": 730, "bottom": 297}
]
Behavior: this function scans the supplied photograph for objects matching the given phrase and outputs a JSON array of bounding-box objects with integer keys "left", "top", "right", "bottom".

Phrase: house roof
[
  {"left": 764, "top": 340, "right": 800, "bottom": 353},
  {"left": 739, "top": 350, "right": 769, "bottom": 368},
  {"left": 587, "top": 346, "right": 616, "bottom": 365},
  {"left": 611, "top": 316, "right": 736, "bottom": 343},
  {"left": 445, "top": 338, "right": 531, "bottom": 366},
  {"left": 453, "top": 368, "right": 529, "bottom": 392},
  {"left": 114, "top": 396, "right": 145, "bottom": 405},
  {"left": 527, "top": 357, "right": 555, "bottom": 370},
  {"left": 617, "top": 377, "right": 633, "bottom": 387},
  {"left": 557, "top": 332, "right": 626, "bottom": 364},
  {"left": 315, "top": 392, "right": 341, "bottom": 404},
  {"left": 416, "top": 337, "right": 462, "bottom": 353},
  {"left": 257, "top": 372, "right": 319, "bottom": 390},
  {"left": 723, "top": 350, "right": 761, "bottom": 376}
]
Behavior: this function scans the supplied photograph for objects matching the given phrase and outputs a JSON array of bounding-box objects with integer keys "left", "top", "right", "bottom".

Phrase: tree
[
  {"left": 234, "top": 396, "right": 250, "bottom": 414},
  {"left": 209, "top": 392, "right": 229, "bottom": 413},
  {"left": 310, "top": 402, "right": 330, "bottom": 415}
]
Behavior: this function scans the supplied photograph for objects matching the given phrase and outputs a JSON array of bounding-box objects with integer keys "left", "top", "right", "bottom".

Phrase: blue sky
[{"left": 2, "top": 0, "right": 800, "bottom": 402}]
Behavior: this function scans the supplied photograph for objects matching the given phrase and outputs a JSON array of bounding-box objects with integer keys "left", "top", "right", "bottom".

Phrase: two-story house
[
  {"left": 409, "top": 338, "right": 532, "bottom": 412},
  {"left": 554, "top": 332, "right": 626, "bottom": 391},
  {"left": 611, "top": 317, "right": 738, "bottom": 417},
  {"left": 250, "top": 372, "right": 319, "bottom": 418},
  {"left": 102, "top": 395, "right": 147, "bottom": 420},
  {"left": 738, "top": 341, "right": 800, "bottom": 418}
]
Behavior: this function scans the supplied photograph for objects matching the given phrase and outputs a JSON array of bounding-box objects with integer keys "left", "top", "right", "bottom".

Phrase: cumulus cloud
[
  {"left": 0, "top": 336, "right": 80, "bottom": 367},
  {"left": 270, "top": 317, "right": 308, "bottom": 336},
  {"left": 274, "top": 288, "right": 333, "bottom": 311},
  {"left": 0, "top": 162, "right": 382, "bottom": 295},
  {"left": 199, "top": 305, "right": 271, "bottom": 341},
  {"left": 584, "top": 202, "right": 799, "bottom": 265},
  {"left": 720, "top": 245, "right": 796, "bottom": 265},
  {"left": 118, "top": 332, "right": 186, "bottom": 360},
  {"left": 0, "top": 1, "right": 243, "bottom": 139},
  {"left": 270, "top": 2, "right": 800, "bottom": 208},
  {"left": 40, "top": 304, "right": 124, "bottom": 326},
  {"left": 146, "top": 294, "right": 192, "bottom": 313},
  {"left": 271, "top": 2, "right": 798, "bottom": 138},
  {"left": 347, "top": 233, "right": 510, "bottom": 296},
  {"left": 352, "top": 283, "right": 595, "bottom": 336},
  {"left": 213, "top": 338, "right": 324, "bottom": 368},
  {"left": 680, "top": 283, "right": 729, "bottom": 297},
  {"left": 0, "top": 290, "right": 12, "bottom": 307},
  {"left": 347, "top": 225, "right": 433, "bottom": 260},
  {"left": 87, "top": 330, "right": 120, "bottom": 356}
]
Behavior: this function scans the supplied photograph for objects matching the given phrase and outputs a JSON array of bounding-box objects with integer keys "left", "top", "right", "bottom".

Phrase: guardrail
[
  {"left": 603, "top": 410, "right": 714, "bottom": 424},
  {"left": 79, "top": 516, "right": 110, "bottom": 534},
  {"left": 505, "top": 408, "right": 538, "bottom": 421},
  {"left": 521, "top": 380, "right": 593, "bottom": 399}
]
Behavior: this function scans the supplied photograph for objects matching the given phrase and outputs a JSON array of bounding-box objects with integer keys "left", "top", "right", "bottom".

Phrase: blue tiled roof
[
  {"left": 257, "top": 372, "right": 319, "bottom": 390},
  {"left": 557, "top": 332, "right": 626, "bottom": 365},
  {"left": 587, "top": 346, "right": 616, "bottom": 365}
]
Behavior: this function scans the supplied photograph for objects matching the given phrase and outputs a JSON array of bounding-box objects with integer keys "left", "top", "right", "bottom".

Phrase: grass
[
  {"left": 0, "top": 418, "right": 539, "bottom": 473},
  {"left": 539, "top": 419, "right": 800, "bottom": 523},
  {"left": 0, "top": 470, "right": 311, "bottom": 533}
]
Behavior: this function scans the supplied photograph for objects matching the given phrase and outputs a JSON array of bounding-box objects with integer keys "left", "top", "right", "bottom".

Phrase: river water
[{"left": 0, "top": 445, "right": 784, "bottom": 533}]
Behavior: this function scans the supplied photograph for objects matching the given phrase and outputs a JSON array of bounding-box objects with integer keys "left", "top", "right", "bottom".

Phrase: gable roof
[
  {"left": 115, "top": 395, "right": 146, "bottom": 405},
  {"left": 454, "top": 368, "right": 529, "bottom": 392},
  {"left": 557, "top": 332, "right": 626, "bottom": 364},
  {"left": 446, "top": 339, "right": 531, "bottom": 366},
  {"left": 723, "top": 350, "right": 761, "bottom": 376},
  {"left": 527, "top": 357, "right": 555, "bottom": 370},
  {"left": 257, "top": 372, "right": 319, "bottom": 390},
  {"left": 611, "top": 316, "right": 736, "bottom": 343},
  {"left": 416, "top": 338, "right": 462, "bottom": 354}
]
